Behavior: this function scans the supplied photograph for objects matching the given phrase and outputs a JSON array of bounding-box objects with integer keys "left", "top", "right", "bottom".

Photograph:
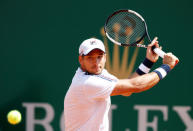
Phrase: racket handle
[
  {"left": 153, "top": 47, "right": 179, "bottom": 65},
  {"left": 153, "top": 47, "right": 165, "bottom": 58}
]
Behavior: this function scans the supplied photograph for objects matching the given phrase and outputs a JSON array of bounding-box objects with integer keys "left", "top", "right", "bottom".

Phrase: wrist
[
  {"left": 146, "top": 56, "right": 157, "bottom": 63},
  {"left": 153, "top": 64, "right": 171, "bottom": 80},
  {"left": 136, "top": 58, "right": 154, "bottom": 75},
  {"left": 163, "top": 63, "right": 173, "bottom": 70}
]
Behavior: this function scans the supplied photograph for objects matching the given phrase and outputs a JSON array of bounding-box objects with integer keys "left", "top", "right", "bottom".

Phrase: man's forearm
[
  {"left": 111, "top": 72, "right": 160, "bottom": 96},
  {"left": 128, "top": 72, "right": 160, "bottom": 93}
]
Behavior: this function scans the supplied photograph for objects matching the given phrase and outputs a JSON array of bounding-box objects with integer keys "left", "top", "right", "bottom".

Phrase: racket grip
[
  {"left": 153, "top": 47, "right": 166, "bottom": 58},
  {"left": 153, "top": 47, "right": 179, "bottom": 66}
]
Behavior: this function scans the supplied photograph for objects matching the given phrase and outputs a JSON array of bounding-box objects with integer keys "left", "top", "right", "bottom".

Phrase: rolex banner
[{"left": 0, "top": 0, "right": 193, "bottom": 131}]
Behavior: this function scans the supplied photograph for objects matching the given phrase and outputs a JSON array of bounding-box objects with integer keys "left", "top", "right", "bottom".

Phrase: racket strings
[
  {"left": 105, "top": 11, "right": 146, "bottom": 45},
  {"left": 110, "top": 12, "right": 143, "bottom": 40}
]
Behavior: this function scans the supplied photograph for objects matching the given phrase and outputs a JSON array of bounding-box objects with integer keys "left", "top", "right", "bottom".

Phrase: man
[{"left": 64, "top": 37, "right": 179, "bottom": 131}]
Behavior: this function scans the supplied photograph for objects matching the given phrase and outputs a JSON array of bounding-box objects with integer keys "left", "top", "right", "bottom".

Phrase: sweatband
[
  {"left": 136, "top": 58, "right": 154, "bottom": 75},
  {"left": 153, "top": 64, "right": 171, "bottom": 80}
]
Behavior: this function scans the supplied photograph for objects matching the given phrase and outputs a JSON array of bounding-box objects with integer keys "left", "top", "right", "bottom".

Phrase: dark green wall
[{"left": 1, "top": 0, "right": 193, "bottom": 130}]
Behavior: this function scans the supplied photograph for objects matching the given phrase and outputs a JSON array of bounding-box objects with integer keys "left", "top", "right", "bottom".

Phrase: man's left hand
[{"left": 146, "top": 37, "right": 161, "bottom": 63}]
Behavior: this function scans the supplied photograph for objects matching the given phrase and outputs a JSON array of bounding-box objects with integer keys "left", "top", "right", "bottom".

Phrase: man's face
[{"left": 79, "top": 49, "right": 106, "bottom": 75}]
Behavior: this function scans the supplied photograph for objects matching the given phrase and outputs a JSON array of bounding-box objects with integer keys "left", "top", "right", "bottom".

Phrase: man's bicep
[{"left": 111, "top": 79, "right": 134, "bottom": 96}]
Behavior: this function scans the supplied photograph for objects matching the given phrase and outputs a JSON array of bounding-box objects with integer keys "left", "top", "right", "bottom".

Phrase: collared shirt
[{"left": 64, "top": 68, "right": 118, "bottom": 131}]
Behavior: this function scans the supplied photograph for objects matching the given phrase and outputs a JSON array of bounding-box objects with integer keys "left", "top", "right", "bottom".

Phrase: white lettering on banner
[
  {"left": 173, "top": 106, "right": 193, "bottom": 131},
  {"left": 109, "top": 104, "right": 117, "bottom": 131},
  {"left": 22, "top": 103, "right": 192, "bottom": 131},
  {"left": 60, "top": 111, "right": 65, "bottom": 131},
  {"left": 22, "top": 103, "right": 54, "bottom": 131},
  {"left": 134, "top": 105, "right": 168, "bottom": 131}
]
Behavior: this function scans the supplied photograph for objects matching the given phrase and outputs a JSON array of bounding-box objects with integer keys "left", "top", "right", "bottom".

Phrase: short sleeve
[{"left": 83, "top": 74, "right": 118, "bottom": 101}]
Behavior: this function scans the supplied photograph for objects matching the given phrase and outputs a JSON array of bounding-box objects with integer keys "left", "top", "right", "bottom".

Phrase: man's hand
[
  {"left": 163, "top": 53, "right": 179, "bottom": 69},
  {"left": 146, "top": 37, "right": 161, "bottom": 63}
]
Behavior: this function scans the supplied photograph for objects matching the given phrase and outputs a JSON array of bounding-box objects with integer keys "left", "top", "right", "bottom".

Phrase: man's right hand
[{"left": 163, "top": 53, "right": 179, "bottom": 69}]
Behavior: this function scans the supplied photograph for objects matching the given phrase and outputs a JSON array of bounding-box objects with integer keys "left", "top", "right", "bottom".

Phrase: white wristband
[
  {"left": 136, "top": 58, "right": 154, "bottom": 75},
  {"left": 153, "top": 64, "right": 171, "bottom": 80}
]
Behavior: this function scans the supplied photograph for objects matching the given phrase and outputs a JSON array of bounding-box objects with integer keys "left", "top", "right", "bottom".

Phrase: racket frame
[
  {"left": 104, "top": 9, "right": 166, "bottom": 58},
  {"left": 104, "top": 9, "right": 152, "bottom": 48}
]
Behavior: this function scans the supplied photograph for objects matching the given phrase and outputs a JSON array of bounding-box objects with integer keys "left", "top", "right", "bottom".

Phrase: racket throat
[{"left": 135, "top": 44, "right": 147, "bottom": 48}]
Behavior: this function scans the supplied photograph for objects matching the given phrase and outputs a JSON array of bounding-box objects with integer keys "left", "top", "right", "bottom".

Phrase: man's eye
[{"left": 98, "top": 55, "right": 103, "bottom": 59}]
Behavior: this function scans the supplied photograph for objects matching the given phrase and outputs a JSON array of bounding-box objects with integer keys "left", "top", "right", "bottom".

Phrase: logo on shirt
[{"left": 96, "top": 74, "right": 117, "bottom": 82}]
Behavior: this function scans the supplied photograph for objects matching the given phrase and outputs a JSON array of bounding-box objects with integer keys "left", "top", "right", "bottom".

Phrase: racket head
[{"left": 104, "top": 9, "right": 151, "bottom": 47}]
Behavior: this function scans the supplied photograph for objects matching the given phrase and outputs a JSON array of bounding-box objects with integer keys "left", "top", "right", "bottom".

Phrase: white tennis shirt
[{"left": 64, "top": 68, "right": 118, "bottom": 131}]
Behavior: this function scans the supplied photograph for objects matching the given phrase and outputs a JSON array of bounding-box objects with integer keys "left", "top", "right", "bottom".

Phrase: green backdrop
[{"left": 1, "top": 0, "right": 193, "bottom": 130}]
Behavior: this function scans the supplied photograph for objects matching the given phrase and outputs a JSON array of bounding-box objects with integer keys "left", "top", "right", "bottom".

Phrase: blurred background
[{"left": 0, "top": 0, "right": 193, "bottom": 130}]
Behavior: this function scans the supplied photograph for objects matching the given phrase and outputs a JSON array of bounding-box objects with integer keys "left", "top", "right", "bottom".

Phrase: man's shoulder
[
  {"left": 94, "top": 71, "right": 117, "bottom": 83},
  {"left": 73, "top": 68, "right": 117, "bottom": 84},
  {"left": 101, "top": 69, "right": 118, "bottom": 81}
]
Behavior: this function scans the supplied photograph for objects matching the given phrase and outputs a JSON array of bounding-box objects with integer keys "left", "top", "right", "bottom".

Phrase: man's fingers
[
  {"left": 149, "top": 37, "right": 158, "bottom": 46},
  {"left": 154, "top": 41, "right": 159, "bottom": 48},
  {"left": 165, "top": 53, "right": 179, "bottom": 62},
  {"left": 166, "top": 52, "right": 173, "bottom": 56}
]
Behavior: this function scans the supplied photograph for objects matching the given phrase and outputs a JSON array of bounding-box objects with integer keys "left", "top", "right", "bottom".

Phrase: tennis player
[{"left": 64, "top": 37, "right": 179, "bottom": 131}]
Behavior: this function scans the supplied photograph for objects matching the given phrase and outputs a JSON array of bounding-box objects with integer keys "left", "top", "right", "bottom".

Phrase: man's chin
[
  {"left": 90, "top": 69, "right": 103, "bottom": 75},
  {"left": 95, "top": 71, "right": 102, "bottom": 75}
]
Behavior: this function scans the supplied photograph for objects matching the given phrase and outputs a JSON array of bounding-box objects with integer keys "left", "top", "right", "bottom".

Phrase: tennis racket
[{"left": 104, "top": 9, "right": 166, "bottom": 58}]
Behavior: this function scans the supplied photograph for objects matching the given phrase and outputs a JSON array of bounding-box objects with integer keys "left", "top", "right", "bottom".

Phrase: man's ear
[
  {"left": 104, "top": 54, "right": 107, "bottom": 62},
  {"left": 78, "top": 55, "right": 82, "bottom": 65}
]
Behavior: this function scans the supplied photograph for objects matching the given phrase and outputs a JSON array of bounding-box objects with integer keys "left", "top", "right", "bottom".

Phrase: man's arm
[
  {"left": 111, "top": 52, "right": 179, "bottom": 96},
  {"left": 111, "top": 72, "right": 159, "bottom": 96},
  {"left": 121, "top": 37, "right": 160, "bottom": 96},
  {"left": 129, "top": 37, "right": 160, "bottom": 79}
]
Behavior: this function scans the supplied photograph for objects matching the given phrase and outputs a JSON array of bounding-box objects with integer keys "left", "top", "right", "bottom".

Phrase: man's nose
[{"left": 93, "top": 57, "right": 99, "bottom": 64}]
